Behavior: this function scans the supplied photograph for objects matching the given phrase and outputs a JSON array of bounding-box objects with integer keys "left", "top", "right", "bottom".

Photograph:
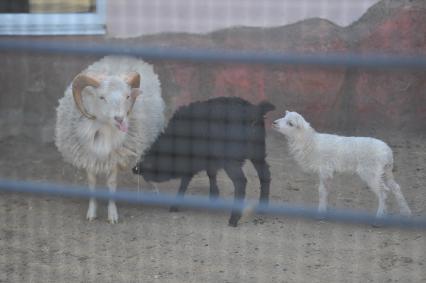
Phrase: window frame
[{"left": 0, "top": 0, "right": 106, "bottom": 35}]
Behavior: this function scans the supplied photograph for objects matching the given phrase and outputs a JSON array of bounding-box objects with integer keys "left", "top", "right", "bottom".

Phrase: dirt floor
[{"left": 0, "top": 130, "right": 425, "bottom": 283}]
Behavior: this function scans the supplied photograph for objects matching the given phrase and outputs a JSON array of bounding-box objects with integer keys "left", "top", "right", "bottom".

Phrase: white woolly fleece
[
  {"left": 273, "top": 111, "right": 411, "bottom": 217},
  {"left": 55, "top": 56, "right": 165, "bottom": 174},
  {"left": 273, "top": 111, "right": 393, "bottom": 178}
]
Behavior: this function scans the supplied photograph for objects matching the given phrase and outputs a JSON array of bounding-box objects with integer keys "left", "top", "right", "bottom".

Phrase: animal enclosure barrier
[{"left": 1, "top": 1, "right": 426, "bottom": 282}]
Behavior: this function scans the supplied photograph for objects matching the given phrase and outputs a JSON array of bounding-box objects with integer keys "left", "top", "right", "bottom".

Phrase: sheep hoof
[
  {"left": 228, "top": 218, "right": 239, "bottom": 227},
  {"left": 316, "top": 208, "right": 327, "bottom": 221},
  {"left": 87, "top": 216, "right": 96, "bottom": 222},
  {"left": 228, "top": 222, "right": 238, "bottom": 228},
  {"left": 86, "top": 201, "right": 97, "bottom": 221},
  {"left": 108, "top": 202, "right": 119, "bottom": 224},
  {"left": 372, "top": 216, "right": 385, "bottom": 228},
  {"left": 315, "top": 214, "right": 326, "bottom": 221},
  {"left": 86, "top": 212, "right": 96, "bottom": 221},
  {"left": 169, "top": 206, "right": 179, "bottom": 212},
  {"left": 257, "top": 200, "right": 269, "bottom": 214},
  {"left": 371, "top": 222, "right": 382, "bottom": 228},
  {"left": 108, "top": 215, "right": 119, "bottom": 224},
  {"left": 401, "top": 209, "right": 412, "bottom": 217}
]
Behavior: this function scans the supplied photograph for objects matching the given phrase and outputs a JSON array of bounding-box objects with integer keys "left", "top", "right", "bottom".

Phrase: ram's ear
[
  {"left": 130, "top": 88, "right": 141, "bottom": 100},
  {"left": 124, "top": 72, "right": 140, "bottom": 89},
  {"left": 127, "top": 88, "right": 141, "bottom": 116}
]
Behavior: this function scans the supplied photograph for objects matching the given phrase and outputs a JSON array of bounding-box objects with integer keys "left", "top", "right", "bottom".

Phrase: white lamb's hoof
[
  {"left": 108, "top": 202, "right": 119, "bottom": 224},
  {"left": 86, "top": 215, "right": 96, "bottom": 221},
  {"left": 401, "top": 209, "right": 412, "bottom": 217},
  {"left": 318, "top": 207, "right": 326, "bottom": 213},
  {"left": 86, "top": 200, "right": 97, "bottom": 221},
  {"left": 149, "top": 182, "right": 160, "bottom": 194},
  {"left": 315, "top": 206, "right": 327, "bottom": 221}
]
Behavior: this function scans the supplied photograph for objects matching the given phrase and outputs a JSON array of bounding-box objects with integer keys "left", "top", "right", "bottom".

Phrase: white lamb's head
[
  {"left": 72, "top": 72, "right": 141, "bottom": 133},
  {"left": 272, "top": 111, "right": 311, "bottom": 138}
]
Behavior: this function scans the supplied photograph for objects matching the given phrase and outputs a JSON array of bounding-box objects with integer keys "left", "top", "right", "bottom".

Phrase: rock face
[
  {"left": 350, "top": 1, "right": 426, "bottom": 131},
  {"left": 1, "top": 0, "right": 425, "bottom": 142},
  {"left": 143, "top": 0, "right": 426, "bottom": 132}
]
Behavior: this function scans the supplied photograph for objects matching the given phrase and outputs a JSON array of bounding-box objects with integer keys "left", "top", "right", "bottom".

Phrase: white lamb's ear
[
  {"left": 294, "top": 115, "right": 304, "bottom": 129},
  {"left": 298, "top": 114, "right": 311, "bottom": 130},
  {"left": 294, "top": 121, "right": 301, "bottom": 129}
]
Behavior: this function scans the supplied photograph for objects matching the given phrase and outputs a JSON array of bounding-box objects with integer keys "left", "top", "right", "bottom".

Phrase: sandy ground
[{"left": 0, "top": 130, "right": 425, "bottom": 282}]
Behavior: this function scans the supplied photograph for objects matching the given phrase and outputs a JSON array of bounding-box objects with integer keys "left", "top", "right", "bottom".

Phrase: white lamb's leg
[
  {"left": 359, "top": 169, "right": 388, "bottom": 222},
  {"left": 375, "top": 189, "right": 387, "bottom": 219},
  {"left": 318, "top": 175, "right": 331, "bottom": 214},
  {"left": 147, "top": 181, "right": 159, "bottom": 194},
  {"left": 107, "top": 166, "right": 119, "bottom": 224},
  {"left": 384, "top": 170, "right": 412, "bottom": 216},
  {"left": 86, "top": 170, "right": 97, "bottom": 221},
  {"left": 151, "top": 182, "right": 159, "bottom": 194},
  {"left": 369, "top": 175, "right": 388, "bottom": 218}
]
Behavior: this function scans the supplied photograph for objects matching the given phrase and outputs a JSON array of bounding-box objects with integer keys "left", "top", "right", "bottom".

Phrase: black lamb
[{"left": 132, "top": 96, "right": 275, "bottom": 227}]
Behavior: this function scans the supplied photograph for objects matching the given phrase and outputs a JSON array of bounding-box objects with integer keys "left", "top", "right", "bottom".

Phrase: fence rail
[
  {"left": 1, "top": 179, "right": 425, "bottom": 230},
  {"left": 1, "top": 39, "right": 425, "bottom": 230},
  {"left": 1, "top": 39, "right": 426, "bottom": 69}
]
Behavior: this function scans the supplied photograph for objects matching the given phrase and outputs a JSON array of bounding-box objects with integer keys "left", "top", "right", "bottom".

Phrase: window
[{"left": 0, "top": 0, "right": 106, "bottom": 35}]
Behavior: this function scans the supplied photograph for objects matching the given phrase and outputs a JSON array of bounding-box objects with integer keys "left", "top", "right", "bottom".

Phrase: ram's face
[
  {"left": 72, "top": 72, "right": 141, "bottom": 133},
  {"left": 90, "top": 78, "right": 139, "bottom": 133}
]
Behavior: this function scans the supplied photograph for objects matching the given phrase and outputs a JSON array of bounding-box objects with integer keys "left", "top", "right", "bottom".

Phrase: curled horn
[
  {"left": 72, "top": 74, "right": 101, "bottom": 120},
  {"left": 125, "top": 72, "right": 141, "bottom": 115}
]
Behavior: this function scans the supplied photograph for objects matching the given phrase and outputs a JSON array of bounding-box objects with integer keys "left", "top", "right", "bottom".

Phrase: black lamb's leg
[
  {"left": 251, "top": 158, "right": 271, "bottom": 206},
  {"left": 207, "top": 169, "right": 219, "bottom": 200},
  {"left": 224, "top": 163, "right": 247, "bottom": 227},
  {"left": 170, "top": 175, "right": 193, "bottom": 212}
]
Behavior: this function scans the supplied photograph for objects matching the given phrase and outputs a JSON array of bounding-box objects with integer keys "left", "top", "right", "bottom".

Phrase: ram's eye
[
  {"left": 126, "top": 95, "right": 130, "bottom": 100},
  {"left": 99, "top": 96, "right": 105, "bottom": 100},
  {"left": 287, "top": 121, "right": 294, "bottom": 127}
]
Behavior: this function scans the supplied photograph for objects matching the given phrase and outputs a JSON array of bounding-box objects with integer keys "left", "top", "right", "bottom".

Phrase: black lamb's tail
[{"left": 257, "top": 101, "right": 275, "bottom": 116}]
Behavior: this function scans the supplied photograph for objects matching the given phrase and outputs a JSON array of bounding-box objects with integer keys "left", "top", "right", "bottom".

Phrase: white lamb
[
  {"left": 273, "top": 111, "right": 411, "bottom": 218},
  {"left": 55, "top": 56, "right": 165, "bottom": 223}
]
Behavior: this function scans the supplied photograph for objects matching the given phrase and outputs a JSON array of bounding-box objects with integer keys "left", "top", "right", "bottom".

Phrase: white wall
[{"left": 107, "top": 0, "right": 380, "bottom": 38}]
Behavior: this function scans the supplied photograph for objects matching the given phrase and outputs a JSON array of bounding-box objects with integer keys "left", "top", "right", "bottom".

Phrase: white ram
[{"left": 55, "top": 56, "right": 165, "bottom": 223}]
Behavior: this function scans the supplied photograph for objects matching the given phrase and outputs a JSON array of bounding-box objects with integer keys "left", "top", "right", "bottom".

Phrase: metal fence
[
  {"left": 0, "top": 38, "right": 425, "bottom": 228},
  {"left": 1, "top": 1, "right": 425, "bottom": 282}
]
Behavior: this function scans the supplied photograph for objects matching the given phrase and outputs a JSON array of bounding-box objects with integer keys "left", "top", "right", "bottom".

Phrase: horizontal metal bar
[
  {"left": 0, "top": 179, "right": 425, "bottom": 229},
  {"left": 0, "top": 39, "right": 426, "bottom": 69}
]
